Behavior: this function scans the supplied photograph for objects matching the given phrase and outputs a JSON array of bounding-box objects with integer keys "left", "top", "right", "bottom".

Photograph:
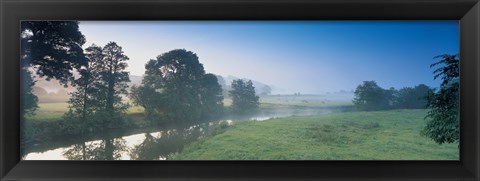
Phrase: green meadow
[
  {"left": 26, "top": 100, "right": 458, "bottom": 160},
  {"left": 27, "top": 102, "right": 145, "bottom": 122},
  {"left": 174, "top": 109, "right": 458, "bottom": 160}
]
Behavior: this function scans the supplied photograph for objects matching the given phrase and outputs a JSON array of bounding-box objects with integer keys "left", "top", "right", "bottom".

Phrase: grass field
[
  {"left": 259, "top": 94, "right": 353, "bottom": 108},
  {"left": 27, "top": 103, "right": 145, "bottom": 122},
  {"left": 173, "top": 109, "right": 459, "bottom": 160},
  {"left": 28, "top": 95, "right": 351, "bottom": 122}
]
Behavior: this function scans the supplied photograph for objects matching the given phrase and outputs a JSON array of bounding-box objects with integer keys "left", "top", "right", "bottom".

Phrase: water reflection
[
  {"left": 63, "top": 138, "right": 127, "bottom": 160},
  {"left": 24, "top": 121, "right": 220, "bottom": 160}
]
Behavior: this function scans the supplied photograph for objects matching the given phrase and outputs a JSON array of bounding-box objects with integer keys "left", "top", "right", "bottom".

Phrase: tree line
[
  {"left": 21, "top": 21, "right": 260, "bottom": 140},
  {"left": 353, "top": 81, "right": 432, "bottom": 111},
  {"left": 352, "top": 54, "right": 460, "bottom": 144}
]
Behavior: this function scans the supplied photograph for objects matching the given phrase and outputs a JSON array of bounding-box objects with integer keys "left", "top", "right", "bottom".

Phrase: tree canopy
[
  {"left": 394, "top": 84, "right": 431, "bottom": 109},
  {"left": 21, "top": 21, "right": 87, "bottom": 85},
  {"left": 229, "top": 79, "right": 260, "bottom": 114},
  {"left": 423, "top": 54, "right": 459, "bottom": 144},
  {"left": 352, "top": 81, "right": 391, "bottom": 111},
  {"left": 21, "top": 21, "right": 87, "bottom": 142},
  {"left": 64, "top": 42, "right": 131, "bottom": 133},
  {"left": 131, "top": 49, "right": 224, "bottom": 123},
  {"left": 353, "top": 81, "right": 432, "bottom": 111}
]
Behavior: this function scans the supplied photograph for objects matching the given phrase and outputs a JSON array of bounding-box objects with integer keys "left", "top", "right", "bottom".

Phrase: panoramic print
[{"left": 20, "top": 21, "right": 459, "bottom": 160}]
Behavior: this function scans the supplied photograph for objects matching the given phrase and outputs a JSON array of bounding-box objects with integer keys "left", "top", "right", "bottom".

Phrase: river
[{"left": 22, "top": 106, "right": 353, "bottom": 160}]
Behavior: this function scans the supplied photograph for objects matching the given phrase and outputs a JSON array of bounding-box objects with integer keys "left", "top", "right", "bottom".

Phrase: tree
[
  {"left": 20, "top": 68, "right": 38, "bottom": 117},
  {"left": 96, "top": 42, "right": 131, "bottom": 129},
  {"left": 21, "top": 21, "right": 87, "bottom": 84},
  {"left": 131, "top": 49, "right": 224, "bottom": 123},
  {"left": 63, "top": 44, "right": 104, "bottom": 133},
  {"left": 423, "top": 54, "right": 459, "bottom": 144},
  {"left": 142, "top": 49, "right": 204, "bottom": 121},
  {"left": 199, "top": 74, "right": 224, "bottom": 118},
  {"left": 352, "top": 81, "right": 392, "bottom": 111},
  {"left": 394, "top": 84, "right": 432, "bottom": 109},
  {"left": 229, "top": 79, "right": 260, "bottom": 114},
  {"left": 20, "top": 21, "right": 87, "bottom": 138}
]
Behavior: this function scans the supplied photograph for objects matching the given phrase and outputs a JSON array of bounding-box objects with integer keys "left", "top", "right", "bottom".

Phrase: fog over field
[{"left": 21, "top": 21, "right": 460, "bottom": 161}]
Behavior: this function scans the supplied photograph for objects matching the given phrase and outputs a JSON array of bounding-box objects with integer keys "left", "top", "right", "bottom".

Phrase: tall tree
[
  {"left": 21, "top": 21, "right": 86, "bottom": 142},
  {"left": 352, "top": 81, "right": 391, "bottom": 111},
  {"left": 423, "top": 54, "right": 459, "bottom": 144},
  {"left": 146, "top": 49, "right": 205, "bottom": 121},
  {"left": 96, "top": 42, "right": 131, "bottom": 129},
  {"left": 131, "top": 49, "right": 224, "bottom": 123},
  {"left": 63, "top": 44, "right": 104, "bottom": 133},
  {"left": 199, "top": 74, "right": 224, "bottom": 118},
  {"left": 229, "top": 79, "right": 259, "bottom": 114}
]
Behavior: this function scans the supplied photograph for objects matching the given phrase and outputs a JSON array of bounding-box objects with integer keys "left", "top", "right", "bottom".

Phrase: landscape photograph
[{"left": 20, "top": 21, "right": 459, "bottom": 160}]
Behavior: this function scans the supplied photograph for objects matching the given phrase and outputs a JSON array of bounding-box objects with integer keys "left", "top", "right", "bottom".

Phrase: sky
[{"left": 79, "top": 21, "right": 459, "bottom": 94}]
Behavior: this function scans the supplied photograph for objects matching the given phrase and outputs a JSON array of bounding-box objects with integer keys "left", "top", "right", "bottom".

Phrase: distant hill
[
  {"left": 33, "top": 86, "right": 69, "bottom": 103},
  {"left": 128, "top": 75, "right": 143, "bottom": 87},
  {"left": 219, "top": 75, "right": 272, "bottom": 96}
]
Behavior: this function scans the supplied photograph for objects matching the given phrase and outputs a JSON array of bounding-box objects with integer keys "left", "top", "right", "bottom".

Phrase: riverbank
[
  {"left": 23, "top": 100, "right": 353, "bottom": 145},
  {"left": 173, "top": 109, "right": 459, "bottom": 160},
  {"left": 22, "top": 102, "right": 354, "bottom": 159}
]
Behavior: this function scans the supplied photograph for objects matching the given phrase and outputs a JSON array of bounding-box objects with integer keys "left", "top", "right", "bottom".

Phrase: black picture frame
[{"left": 1, "top": 0, "right": 479, "bottom": 180}]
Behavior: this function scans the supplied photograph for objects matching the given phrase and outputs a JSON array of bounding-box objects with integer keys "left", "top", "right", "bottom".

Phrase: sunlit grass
[
  {"left": 28, "top": 102, "right": 145, "bottom": 122},
  {"left": 27, "top": 102, "right": 69, "bottom": 122},
  {"left": 174, "top": 109, "right": 459, "bottom": 160}
]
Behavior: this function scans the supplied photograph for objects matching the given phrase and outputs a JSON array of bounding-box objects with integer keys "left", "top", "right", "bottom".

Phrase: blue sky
[{"left": 79, "top": 21, "right": 459, "bottom": 94}]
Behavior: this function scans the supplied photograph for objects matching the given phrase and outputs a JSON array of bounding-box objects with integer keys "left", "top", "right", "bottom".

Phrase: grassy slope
[{"left": 174, "top": 109, "right": 458, "bottom": 160}]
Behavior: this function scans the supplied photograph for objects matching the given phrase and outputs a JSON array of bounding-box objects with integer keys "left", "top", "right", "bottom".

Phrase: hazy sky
[{"left": 79, "top": 21, "right": 459, "bottom": 94}]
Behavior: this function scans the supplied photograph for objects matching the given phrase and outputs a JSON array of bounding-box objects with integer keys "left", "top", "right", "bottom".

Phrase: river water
[{"left": 22, "top": 106, "right": 352, "bottom": 160}]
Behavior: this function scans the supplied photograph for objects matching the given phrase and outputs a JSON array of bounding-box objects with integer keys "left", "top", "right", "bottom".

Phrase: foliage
[
  {"left": 21, "top": 21, "right": 86, "bottom": 142},
  {"left": 99, "top": 42, "right": 131, "bottom": 114},
  {"left": 64, "top": 44, "right": 104, "bottom": 133},
  {"left": 228, "top": 79, "right": 260, "bottom": 114},
  {"left": 430, "top": 54, "right": 459, "bottom": 86},
  {"left": 394, "top": 84, "right": 432, "bottom": 109},
  {"left": 130, "top": 49, "right": 224, "bottom": 123},
  {"left": 20, "top": 68, "right": 38, "bottom": 118},
  {"left": 423, "top": 54, "right": 460, "bottom": 144},
  {"left": 199, "top": 74, "right": 225, "bottom": 118},
  {"left": 353, "top": 81, "right": 433, "bottom": 111},
  {"left": 130, "top": 85, "right": 163, "bottom": 120},
  {"left": 21, "top": 21, "right": 87, "bottom": 85},
  {"left": 352, "top": 81, "right": 392, "bottom": 111},
  {"left": 64, "top": 42, "right": 131, "bottom": 134}
]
